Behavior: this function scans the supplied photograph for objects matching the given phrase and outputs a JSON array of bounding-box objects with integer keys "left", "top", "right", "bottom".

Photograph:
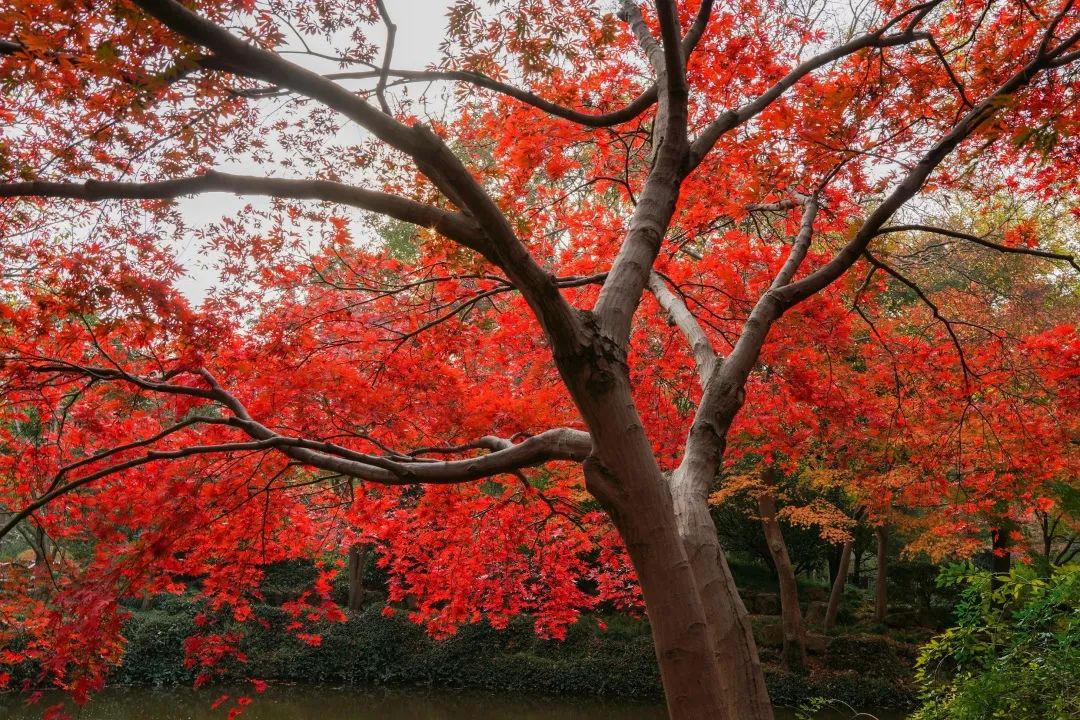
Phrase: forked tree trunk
[
  {"left": 673, "top": 470, "right": 774, "bottom": 720},
  {"left": 560, "top": 310, "right": 773, "bottom": 718},
  {"left": 874, "top": 525, "right": 888, "bottom": 623},
  {"left": 757, "top": 490, "right": 808, "bottom": 672},
  {"left": 573, "top": 378, "right": 734, "bottom": 719},
  {"left": 824, "top": 540, "right": 853, "bottom": 630},
  {"left": 585, "top": 460, "right": 731, "bottom": 719}
]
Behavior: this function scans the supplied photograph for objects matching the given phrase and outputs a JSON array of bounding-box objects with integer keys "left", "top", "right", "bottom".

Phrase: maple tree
[{"left": 1, "top": 0, "right": 1079, "bottom": 718}]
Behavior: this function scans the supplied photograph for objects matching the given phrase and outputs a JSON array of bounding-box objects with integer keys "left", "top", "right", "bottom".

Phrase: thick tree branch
[
  {"left": 769, "top": 196, "right": 820, "bottom": 289},
  {"left": 192, "top": 368, "right": 596, "bottom": 486},
  {"left": 653, "top": 0, "right": 690, "bottom": 95},
  {"left": 592, "top": 2, "right": 694, "bottom": 348},
  {"left": 129, "top": 0, "right": 584, "bottom": 353},
  {"left": 666, "top": 38, "right": 1074, "bottom": 499},
  {"left": 0, "top": 362, "right": 594, "bottom": 540},
  {"left": 773, "top": 48, "right": 1069, "bottom": 310},
  {"left": 683, "top": 0, "right": 717, "bottom": 56},
  {"left": 619, "top": 1, "right": 665, "bottom": 69},
  {"left": 21, "top": 362, "right": 593, "bottom": 483}
]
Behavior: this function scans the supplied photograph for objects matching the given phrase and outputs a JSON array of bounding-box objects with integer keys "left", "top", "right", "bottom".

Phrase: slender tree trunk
[
  {"left": 673, "top": 467, "right": 774, "bottom": 720},
  {"left": 990, "top": 526, "right": 1012, "bottom": 593},
  {"left": 347, "top": 543, "right": 370, "bottom": 612},
  {"left": 827, "top": 544, "right": 842, "bottom": 586},
  {"left": 874, "top": 525, "right": 888, "bottom": 623},
  {"left": 824, "top": 540, "right": 853, "bottom": 630},
  {"left": 757, "top": 490, "right": 807, "bottom": 672}
]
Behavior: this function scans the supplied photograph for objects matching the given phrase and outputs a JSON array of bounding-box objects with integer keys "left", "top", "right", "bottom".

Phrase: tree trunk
[
  {"left": 347, "top": 543, "right": 370, "bottom": 612},
  {"left": 585, "top": 457, "right": 732, "bottom": 720},
  {"left": 827, "top": 543, "right": 842, "bottom": 587},
  {"left": 990, "top": 526, "right": 1012, "bottom": 593},
  {"left": 562, "top": 335, "right": 771, "bottom": 719},
  {"left": 874, "top": 525, "right": 888, "bottom": 624},
  {"left": 824, "top": 540, "right": 853, "bottom": 630},
  {"left": 757, "top": 490, "right": 807, "bottom": 672},
  {"left": 673, "top": 470, "right": 774, "bottom": 720}
]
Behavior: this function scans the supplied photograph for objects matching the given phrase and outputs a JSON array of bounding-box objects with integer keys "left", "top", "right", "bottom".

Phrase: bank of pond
[
  {"left": 2, "top": 558, "right": 936, "bottom": 718},
  {"left": 13, "top": 561, "right": 1076, "bottom": 719},
  {"left": 0, "top": 686, "right": 909, "bottom": 720}
]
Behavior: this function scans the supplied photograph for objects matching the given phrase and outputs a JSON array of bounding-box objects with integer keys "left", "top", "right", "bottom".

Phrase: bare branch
[
  {"left": 0, "top": 437, "right": 295, "bottom": 542},
  {"left": 373, "top": 0, "right": 397, "bottom": 115},
  {"left": 862, "top": 250, "right": 975, "bottom": 385},
  {"left": 876, "top": 224, "right": 1080, "bottom": 272},
  {"left": 43, "top": 415, "right": 236, "bottom": 494},
  {"left": 14, "top": 361, "right": 594, "bottom": 489},
  {"left": 326, "top": 68, "right": 659, "bottom": 128},
  {"left": 129, "top": 0, "right": 583, "bottom": 352}
]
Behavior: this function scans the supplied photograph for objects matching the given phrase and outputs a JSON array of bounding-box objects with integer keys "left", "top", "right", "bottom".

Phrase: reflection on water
[{"left": 0, "top": 686, "right": 905, "bottom": 719}]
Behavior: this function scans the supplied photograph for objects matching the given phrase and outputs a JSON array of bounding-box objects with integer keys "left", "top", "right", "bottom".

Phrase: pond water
[{"left": 0, "top": 686, "right": 907, "bottom": 719}]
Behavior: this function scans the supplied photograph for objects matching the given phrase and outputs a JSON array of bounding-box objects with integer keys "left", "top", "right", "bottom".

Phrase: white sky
[{"left": 174, "top": 0, "right": 452, "bottom": 302}]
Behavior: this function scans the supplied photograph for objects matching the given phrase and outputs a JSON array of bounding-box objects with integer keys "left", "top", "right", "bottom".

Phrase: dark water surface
[{"left": 0, "top": 686, "right": 906, "bottom": 719}]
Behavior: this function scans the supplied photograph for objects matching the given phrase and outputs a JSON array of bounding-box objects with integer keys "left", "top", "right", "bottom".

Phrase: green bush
[
  {"left": 258, "top": 560, "right": 320, "bottom": 605},
  {"left": 911, "top": 564, "right": 1080, "bottom": 720},
  {"left": 766, "top": 667, "right": 915, "bottom": 711},
  {"left": 107, "top": 599, "right": 919, "bottom": 707},
  {"left": 112, "top": 610, "right": 197, "bottom": 686},
  {"left": 111, "top": 603, "right": 664, "bottom": 699},
  {"left": 824, "top": 634, "right": 914, "bottom": 681}
]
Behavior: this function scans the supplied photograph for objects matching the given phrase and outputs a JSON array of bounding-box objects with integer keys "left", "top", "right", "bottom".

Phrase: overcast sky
[{"left": 174, "top": 0, "right": 452, "bottom": 302}]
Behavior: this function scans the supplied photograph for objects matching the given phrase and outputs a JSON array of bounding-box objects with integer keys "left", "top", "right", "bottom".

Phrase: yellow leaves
[
  {"left": 707, "top": 473, "right": 764, "bottom": 507},
  {"left": 800, "top": 467, "right": 844, "bottom": 491},
  {"left": 776, "top": 499, "right": 856, "bottom": 545},
  {"left": 904, "top": 528, "right": 983, "bottom": 563}
]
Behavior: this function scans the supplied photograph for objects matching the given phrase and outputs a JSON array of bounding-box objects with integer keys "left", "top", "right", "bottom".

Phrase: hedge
[{"left": 111, "top": 597, "right": 916, "bottom": 708}]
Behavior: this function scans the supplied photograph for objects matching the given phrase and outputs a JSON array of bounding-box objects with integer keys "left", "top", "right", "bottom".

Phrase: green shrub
[
  {"left": 107, "top": 592, "right": 918, "bottom": 707},
  {"left": 824, "top": 634, "right": 913, "bottom": 681},
  {"left": 258, "top": 560, "right": 319, "bottom": 604},
  {"left": 911, "top": 564, "right": 1080, "bottom": 720},
  {"left": 111, "top": 603, "right": 664, "bottom": 699},
  {"left": 766, "top": 667, "right": 915, "bottom": 710},
  {"left": 112, "top": 610, "right": 197, "bottom": 686}
]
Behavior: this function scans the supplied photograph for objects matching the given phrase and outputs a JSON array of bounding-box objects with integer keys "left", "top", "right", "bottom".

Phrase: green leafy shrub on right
[{"left": 911, "top": 563, "right": 1080, "bottom": 720}]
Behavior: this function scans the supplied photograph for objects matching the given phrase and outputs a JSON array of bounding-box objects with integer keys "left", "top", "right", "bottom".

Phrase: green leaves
[{"left": 911, "top": 564, "right": 1080, "bottom": 720}]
